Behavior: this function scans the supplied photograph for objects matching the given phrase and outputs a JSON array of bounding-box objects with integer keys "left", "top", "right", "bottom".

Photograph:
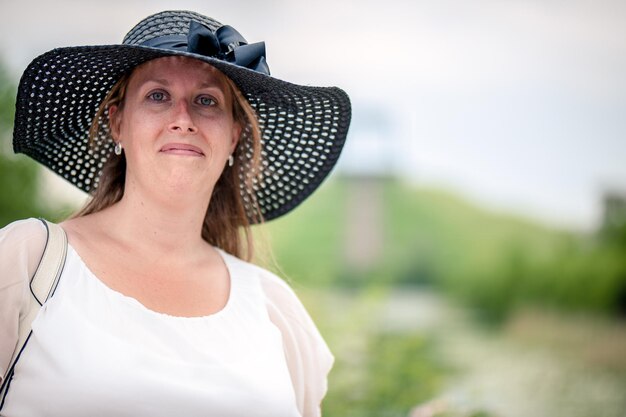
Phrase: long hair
[{"left": 74, "top": 60, "right": 264, "bottom": 260}]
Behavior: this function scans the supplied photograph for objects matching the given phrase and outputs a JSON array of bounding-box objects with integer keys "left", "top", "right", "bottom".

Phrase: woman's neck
[{"left": 95, "top": 183, "right": 213, "bottom": 256}]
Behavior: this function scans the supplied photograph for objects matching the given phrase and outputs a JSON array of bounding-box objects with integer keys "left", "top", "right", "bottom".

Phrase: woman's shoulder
[
  {"left": 220, "top": 252, "right": 305, "bottom": 315},
  {"left": 221, "top": 251, "right": 328, "bottom": 344},
  {"left": 1, "top": 217, "right": 47, "bottom": 236},
  {"left": 0, "top": 217, "right": 48, "bottom": 262},
  {"left": 222, "top": 252, "right": 333, "bottom": 416},
  {"left": 0, "top": 218, "right": 48, "bottom": 380},
  {"left": 0, "top": 217, "right": 48, "bottom": 291},
  {"left": 224, "top": 255, "right": 333, "bottom": 417},
  {"left": 257, "top": 269, "right": 309, "bottom": 319}
]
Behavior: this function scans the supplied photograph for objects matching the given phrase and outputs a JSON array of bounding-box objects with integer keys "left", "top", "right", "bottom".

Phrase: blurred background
[{"left": 1, "top": 0, "right": 625, "bottom": 416}]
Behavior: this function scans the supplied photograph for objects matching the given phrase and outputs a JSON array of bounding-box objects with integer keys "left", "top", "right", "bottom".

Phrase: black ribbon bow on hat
[{"left": 140, "top": 21, "right": 270, "bottom": 75}]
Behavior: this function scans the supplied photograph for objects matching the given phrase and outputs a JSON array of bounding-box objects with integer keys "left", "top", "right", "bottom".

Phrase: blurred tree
[{"left": 0, "top": 58, "right": 55, "bottom": 227}]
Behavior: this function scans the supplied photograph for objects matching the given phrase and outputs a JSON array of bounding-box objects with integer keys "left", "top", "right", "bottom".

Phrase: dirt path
[{"left": 378, "top": 289, "right": 626, "bottom": 417}]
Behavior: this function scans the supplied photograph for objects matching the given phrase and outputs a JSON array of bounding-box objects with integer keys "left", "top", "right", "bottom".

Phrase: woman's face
[{"left": 109, "top": 56, "right": 241, "bottom": 200}]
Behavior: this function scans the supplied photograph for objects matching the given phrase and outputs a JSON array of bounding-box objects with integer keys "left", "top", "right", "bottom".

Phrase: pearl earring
[
  {"left": 228, "top": 155, "right": 234, "bottom": 167},
  {"left": 114, "top": 142, "right": 123, "bottom": 155}
]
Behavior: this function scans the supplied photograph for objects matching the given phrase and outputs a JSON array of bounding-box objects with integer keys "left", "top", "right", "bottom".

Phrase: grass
[{"left": 265, "top": 176, "right": 626, "bottom": 320}]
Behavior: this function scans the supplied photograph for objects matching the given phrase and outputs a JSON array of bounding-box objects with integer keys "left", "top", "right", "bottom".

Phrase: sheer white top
[{"left": 0, "top": 219, "right": 333, "bottom": 417}]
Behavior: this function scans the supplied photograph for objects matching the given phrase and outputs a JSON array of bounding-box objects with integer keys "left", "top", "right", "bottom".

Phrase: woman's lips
[{"left": 159, "top": 143, "right": 205, "bottom": 156}]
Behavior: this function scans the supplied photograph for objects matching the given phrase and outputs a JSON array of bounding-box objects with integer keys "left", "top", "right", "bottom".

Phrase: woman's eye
[
  {"left": 148, "top": 91, "right": 167, "bottom": 101},
  {"left": 197, "top": 96, "right": 216, "bottom": 106}
]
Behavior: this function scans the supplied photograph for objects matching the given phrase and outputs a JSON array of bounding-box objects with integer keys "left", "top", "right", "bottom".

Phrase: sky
[{"left": 1, "top": 0, "right": 625, "bottom": 230}]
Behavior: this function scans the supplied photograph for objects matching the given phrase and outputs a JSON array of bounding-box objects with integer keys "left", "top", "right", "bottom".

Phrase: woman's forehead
[{"left": 129, "top": 56, "right": 228, "bottom": 88}]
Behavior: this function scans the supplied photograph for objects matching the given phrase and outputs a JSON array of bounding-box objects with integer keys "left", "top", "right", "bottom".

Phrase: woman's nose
[{"left": 168, "top": 100, "right": 198, "bottom": 133}]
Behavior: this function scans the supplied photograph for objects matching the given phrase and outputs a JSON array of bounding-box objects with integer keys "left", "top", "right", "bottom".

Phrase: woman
[{"left": 0, "top": 10, "right": 350, "bottom": 417}]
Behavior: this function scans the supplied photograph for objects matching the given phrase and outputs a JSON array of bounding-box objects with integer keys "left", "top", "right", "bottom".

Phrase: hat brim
[{"left": 13, "top": 44, "right": 351, "bottom": 222}]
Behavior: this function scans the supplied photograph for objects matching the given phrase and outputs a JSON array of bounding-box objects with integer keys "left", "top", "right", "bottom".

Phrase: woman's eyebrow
[
  {"left": 198, "top": 80, "right": 224, "bottom": 90},
  {"left": 139, "top": 78, "right": 170, "bottom": 87}
]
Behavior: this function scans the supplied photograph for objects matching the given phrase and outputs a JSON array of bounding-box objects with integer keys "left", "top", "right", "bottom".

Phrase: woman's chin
[
  {"left": 161, "top": 161, "right": 216, "bottom": 182},
  {"left": 164, "top": 173, "right": 214, "bottom": 194},
  {"left": 141, "top": 168, "right": 218, "bottom": 200}
]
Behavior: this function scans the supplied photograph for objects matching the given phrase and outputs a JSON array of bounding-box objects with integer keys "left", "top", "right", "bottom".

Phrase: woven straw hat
[{"left": 13, "top": 10, "right": 351, "bottom": 222}]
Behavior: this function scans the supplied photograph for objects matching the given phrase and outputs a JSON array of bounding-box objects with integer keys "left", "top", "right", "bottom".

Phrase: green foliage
[
  {"left": 384, "top": 181, "right": 626, "bottom": 320},
  {"left": 267, "top": 177, "right": 626, "bottom": 320},
  {"left": 357, "top": 331, "right": 445, "bottom": 417},
  {"left": 0, "top": 154, "right": 51, "bottom": 226},
  {"left": 535, "top": 239, "right": 626, "bottom": 314},
  {"left": 299, "top": 288, "right": 446, "bottom": 417}
]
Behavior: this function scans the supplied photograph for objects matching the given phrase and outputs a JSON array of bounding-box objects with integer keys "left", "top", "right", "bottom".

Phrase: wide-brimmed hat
[{"left": 12, "top": 10, "right": 351, "bottom": 222}]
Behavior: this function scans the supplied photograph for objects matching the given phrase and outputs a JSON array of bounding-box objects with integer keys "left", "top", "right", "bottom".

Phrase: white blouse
[{"left": 0, "top": 219, "right": 333, "bottom": 417}]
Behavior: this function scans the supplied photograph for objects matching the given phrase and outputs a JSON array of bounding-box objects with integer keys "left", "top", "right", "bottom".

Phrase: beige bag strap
[
  {"left": 28, "top": 220, "right": 68, "bottom": 303},
  {"left": 0, "top": 219, "right": 67, "bottom": 406}
]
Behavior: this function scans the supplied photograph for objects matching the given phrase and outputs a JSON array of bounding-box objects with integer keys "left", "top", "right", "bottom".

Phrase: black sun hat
[{"left": 13, "top": 10, "right": 351, "bottom": 222}]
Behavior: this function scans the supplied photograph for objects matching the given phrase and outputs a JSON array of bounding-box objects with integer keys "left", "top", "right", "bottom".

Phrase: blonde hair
[{"left": 75, "top": 60, "right": 264, "bottom": 260}]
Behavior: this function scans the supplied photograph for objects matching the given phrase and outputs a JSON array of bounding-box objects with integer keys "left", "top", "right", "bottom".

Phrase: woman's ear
[
  {"left": 230, "top": 123, "right": 242, "bottom": 154},
  {"left": 108, "top": 105, "right": 121, "bottom": 140}
]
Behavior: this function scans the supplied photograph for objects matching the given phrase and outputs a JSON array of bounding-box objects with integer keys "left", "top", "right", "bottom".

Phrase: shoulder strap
[
  {"left": 0, "top": 218, "right": 67, "bottom": 406},
  {"left": 29, "top": 219, "right": 68, "bottom": 307}
]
